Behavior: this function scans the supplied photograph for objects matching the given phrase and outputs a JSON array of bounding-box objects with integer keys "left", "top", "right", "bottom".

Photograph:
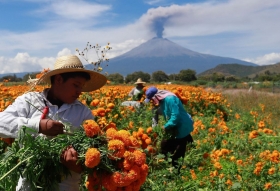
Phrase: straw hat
[
  {"left": 134, "top": 78, "right": 146, "bottom": 85},
  {"left": 38, "top": 55, "right": 107, "bottom": 92}
]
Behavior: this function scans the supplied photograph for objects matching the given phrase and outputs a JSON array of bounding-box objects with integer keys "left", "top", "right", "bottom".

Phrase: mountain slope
[
  {"left": 199, "top": 62, "right": 280, "bottom": 78},
  {"left": 103, "top": 37, "right": 257, "bottom": 75}
]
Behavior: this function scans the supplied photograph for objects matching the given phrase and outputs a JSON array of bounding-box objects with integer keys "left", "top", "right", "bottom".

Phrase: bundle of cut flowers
[{"left": 0, "top": 119, "right": 149, "bottom": 191}]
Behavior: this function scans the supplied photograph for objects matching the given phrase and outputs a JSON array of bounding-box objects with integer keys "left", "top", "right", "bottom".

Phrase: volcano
[{"left": 100, "top": 37, "right": 257, "bottom": 75}]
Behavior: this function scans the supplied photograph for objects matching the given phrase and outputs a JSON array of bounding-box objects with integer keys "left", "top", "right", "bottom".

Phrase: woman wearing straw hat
[
  {"left": 0, "top": 55, "right": 107, "bottom": 191},
  {"left": 128, "top": 78, "right": 146, "bottom": 101}
]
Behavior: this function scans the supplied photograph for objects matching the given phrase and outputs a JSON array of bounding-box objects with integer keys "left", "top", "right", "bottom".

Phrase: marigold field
[{"left": 0, "top": 83, "right": 279, "bottom": 191}]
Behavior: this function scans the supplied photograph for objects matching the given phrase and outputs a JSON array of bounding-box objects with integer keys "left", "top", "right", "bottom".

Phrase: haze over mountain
[{"left": 102, "top": 37, "right": 257, "bottom": 75}]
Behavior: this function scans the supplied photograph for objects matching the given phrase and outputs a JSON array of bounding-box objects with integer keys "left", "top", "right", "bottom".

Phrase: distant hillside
[
  {"left": 198, "top": 62, "right": 280, "bottom": 78},
  {"left": 0, "top": 72, "right": 38, "bottom": 79}
]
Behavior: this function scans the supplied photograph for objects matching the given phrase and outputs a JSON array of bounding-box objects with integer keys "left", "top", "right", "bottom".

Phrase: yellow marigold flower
[
  {"left": 85, "top": 148, "right": 101, "bottom": 168},
  {"left": 83, "top": 119, "right": 100, "bottom": 137},
  {"left": 108, "top": 139, "right": 125, "bottom": 160}
]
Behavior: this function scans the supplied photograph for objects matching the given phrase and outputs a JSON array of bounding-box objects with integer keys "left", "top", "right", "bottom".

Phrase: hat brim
[
  {"left": 134, "top": 82, "right": 146, "bottom": 84},
  {"left": 37, "top": 68, "right": 107, "bottom": 92}
]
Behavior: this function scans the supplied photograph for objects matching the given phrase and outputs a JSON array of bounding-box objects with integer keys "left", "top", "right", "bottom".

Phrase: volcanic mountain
[{"left": 100, "top": 37, "right": 257, "bottom": 75}]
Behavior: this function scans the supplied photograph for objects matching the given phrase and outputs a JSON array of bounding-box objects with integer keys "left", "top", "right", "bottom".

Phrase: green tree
[
  {"left": 151, "top": 70, "right": 169, "bottom": 82},
  {"left": 225, "top": 75, "right": 239, "bottom": 82},
  {"left": 169, "top": 73, "right": 179, "bottom": 81},
  {"left": 0, "top": 74, "right": 22, "bottom": 82},
  {"left": 125, "top": 71, "right": 150, "bottom": 84},
  {"left": 178, "top": 69, "right": 197, "bottom": 82},
  {"left": 211, "top": 72, "right": 225, "bottom": 82},
  {"left": 107, "top": 73, "right": 124, "bottom": 84}
]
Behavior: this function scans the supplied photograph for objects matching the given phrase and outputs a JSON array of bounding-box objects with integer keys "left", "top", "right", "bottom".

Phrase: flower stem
[{"left": 0, "top": 155, "right": 34, "bottom": 181}]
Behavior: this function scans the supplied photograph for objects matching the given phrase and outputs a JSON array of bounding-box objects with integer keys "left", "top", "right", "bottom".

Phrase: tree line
[
  {"left": 107, "top": 69, "right": 197, "bottom": 84},
  {"left": 2, "top": 69, "right": 280, "bottom": 84}
]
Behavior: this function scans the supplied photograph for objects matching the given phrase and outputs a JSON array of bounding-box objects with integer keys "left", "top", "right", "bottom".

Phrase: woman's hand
[
  {"left": 60, "top": 146, "right": 83, "bottom": 174},
  {"left": 39, "top": 119, "right": 64, "bottom": 136}
]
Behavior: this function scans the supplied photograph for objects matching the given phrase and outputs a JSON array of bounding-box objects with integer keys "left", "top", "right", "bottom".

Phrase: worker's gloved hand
[
  {"left": 60, "top": 146, "right": 83, "bottom": 174},
  {"left": 39, "top": 119, "right": 64, "bottom": 136}
]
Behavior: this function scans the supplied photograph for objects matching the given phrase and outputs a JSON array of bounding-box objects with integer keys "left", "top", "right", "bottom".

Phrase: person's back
[{"left": 160, "top": 95, "right": 193, "bottom": 138}]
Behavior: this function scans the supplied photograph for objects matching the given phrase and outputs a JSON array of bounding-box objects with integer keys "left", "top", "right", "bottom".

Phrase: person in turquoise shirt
[{"left": 145, "top": 86, "right": 194, "bottom": 172}]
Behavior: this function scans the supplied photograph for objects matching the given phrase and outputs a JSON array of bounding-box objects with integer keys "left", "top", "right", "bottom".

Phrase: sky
[{"left": 0, "top": 0, "right": 280, "bottom": 74}]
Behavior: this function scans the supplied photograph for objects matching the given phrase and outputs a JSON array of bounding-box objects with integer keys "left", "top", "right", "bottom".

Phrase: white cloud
[
  {"left": 244, "top": 53, "right": 280, "bottom": 66},
  {"left": 57, "top": 48, "right": 72, "bottom": 57},
  {"left": 33, "top": 0, "right": 111, "bottom": 20},
  {"left": 0, "top": 53, "right": 55, "bottom": 74}
]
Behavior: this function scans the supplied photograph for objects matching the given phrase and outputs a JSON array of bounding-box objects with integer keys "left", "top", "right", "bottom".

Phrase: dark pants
[{"left": 161, "top": 134, "right": 193, "bottom": 171}]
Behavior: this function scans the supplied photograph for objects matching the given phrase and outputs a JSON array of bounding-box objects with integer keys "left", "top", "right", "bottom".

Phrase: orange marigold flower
[
  {"left": 83, "top": 119, "right": 101, "bottom": 137},
  {"left": 96, "top": 107, "right": 106, "bottom": 117},
  {"left": 133, "top": 150, "right": 146, "bottom": 166},
  {"left": 107, "top": 103, "right": 115, "bottom": 109},
  {"left": 268, "top": 167, "right": 275, "bottom": 175},
  {"left": 203, "top": 152, "right": 209, "bottom": 159},
  {"left": 126, "top": 165, "right": 140, "bottom": 183},
  {"left": 111, "top": 171, "right": 131, "bottom": 187},
  {"left": 264, "top": 182, "right": 272, "bottom": 190},
  {"left": 106, "top": 128, "right": 117, "bottom": 140},
  {"left": 140, "top": 163, "right": 149, "bottom": 176},
  {"left": 258, "top": 120, "right": 265, "bottom": 129},
  {"left": 236, "top": 159, "right": 243, "bottom": 165},
  {"left": 115, "top": 130, "right": 131, "bottom": 146},
  {"left": 146, "top": 127, "right": 153, "bottom": 134},
  {"left": 214, "top": 162, "right": 222, "bottom": 170},
  {"left": 129, "top": 136, "right": 141, "bottom": 148},
  {"left": 108, "top": 139, "right": 125, "bottom": 160},
  {"left": 129, "top": 121, "right": 134, "bottom": 129},
  {"left": 226, "top": 179, "right": 233, "bottom": 186},
  {"left": 85, "top": 172, "right": 101, "bottom": 191},
  {"left": 123, "top": 159, "right": 134, "bottom": 170},
  {"left": 249, "top": 130, "right": 258, "bottom": 139},
  {"left": 123, "top": 151, "right": 135, "bottom": 162},
  {"left": 90, "top": 99, "right": 100, "bottom": 107},
  {"left": 101, "top": 173, "right": 117, "bottom": 191},
  {"left": 145, "top": 138, "right": 152, "bottom": 145},
  {"left": 190, "top": 169, "right": 197, "bottom": 180},
  {"left": 141, "top": 133, "right": 149, "bottom": 140},
  {"left": 85, "top": 148, "right": 101, "bottom": 168},
  {"left": 105, "top": 122, "right": 117, "bottom": 130}
]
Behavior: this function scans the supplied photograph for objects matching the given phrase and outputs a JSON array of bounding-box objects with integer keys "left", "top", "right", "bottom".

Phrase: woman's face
[{"left": 55, "top": 75, "right": 87, "bottom": 104}]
